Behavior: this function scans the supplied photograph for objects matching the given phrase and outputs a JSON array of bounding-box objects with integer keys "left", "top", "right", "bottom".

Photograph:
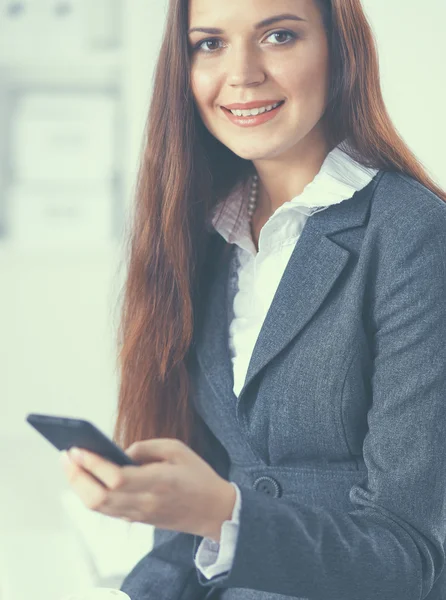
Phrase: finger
[
  {"left": 85, "top": 485, "right": 162, "bottom": 526},
  {"left": 95, "top": 492, "right": 153, "bottom": 524},
  {"left": 68, "top": 448, "right": 126, "bottom": 490},
  {"left": 112, "top": 461, "right": 173, "bottom": 494},
  {"left": 69, "top": 448, "right": 172, "bottom": 494},
  {"left": 60, "top": 452, "right": 109, "bottom": 511},
  {"left": 61, "top": 452, "right": 163, "bottom": 523},
  {"left": 126, "top": 438, "right": 191, "bottom": 465}
]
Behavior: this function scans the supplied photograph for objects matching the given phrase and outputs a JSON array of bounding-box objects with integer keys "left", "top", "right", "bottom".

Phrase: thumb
[{"left": 125, "top": 438, "right": 187, "bottom": 464}]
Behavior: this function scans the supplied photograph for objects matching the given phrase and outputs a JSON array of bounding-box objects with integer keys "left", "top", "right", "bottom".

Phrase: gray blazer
[{"left": 121, "top": 170, "right": 446, "bottom": 600}]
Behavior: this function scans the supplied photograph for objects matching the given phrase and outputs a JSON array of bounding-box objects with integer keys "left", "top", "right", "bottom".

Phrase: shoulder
[
  {"left": 368, "top": 170, "right": 446, "bottom": 236},
  {"left": 361, "top": 172, "right": 446, "bottom": 307}
]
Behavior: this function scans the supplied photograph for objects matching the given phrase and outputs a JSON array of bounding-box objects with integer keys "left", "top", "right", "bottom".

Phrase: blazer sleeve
[
  {"left": 120, "top": 416, "right": 231, "bottom": 600},
  {"left": 193, "top": 201, "right": 446, "bottom": 600}
]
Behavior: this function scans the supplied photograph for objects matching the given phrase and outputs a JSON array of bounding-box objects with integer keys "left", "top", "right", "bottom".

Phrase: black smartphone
[{"left": 26, "top": 413, "right": 138, "bottom": 467}]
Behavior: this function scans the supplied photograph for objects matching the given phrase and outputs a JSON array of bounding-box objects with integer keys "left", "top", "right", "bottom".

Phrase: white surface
[
  {"left": 0, "top": 434, "right": 95, "bottom": 600},
  {"left": 61, "top": 489, "right": 154, "bottom": 581},
  {"left": 0, "top": 531, "right": 96, "bottom": 600},
  {"left": 0, "top": 434, "right": 152, "bottom": 600}
]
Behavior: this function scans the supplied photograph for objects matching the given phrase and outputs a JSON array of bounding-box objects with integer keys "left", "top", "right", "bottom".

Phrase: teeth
[{"left": 230, "top": 102, "right": 282, "bottom": 117}]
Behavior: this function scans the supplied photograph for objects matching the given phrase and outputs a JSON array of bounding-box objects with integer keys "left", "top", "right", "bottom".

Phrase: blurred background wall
[
  {"left": 0, "top": 0, "right": 166, "bottom": 441},
  {"left": 0, "top": 1, "right": 444, "bottom": 599},
  {"left": 0, "top": 2, "right": 167, "bottom": 599}
]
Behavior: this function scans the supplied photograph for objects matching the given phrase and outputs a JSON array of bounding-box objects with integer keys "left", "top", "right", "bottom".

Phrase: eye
[
  {"left": 193, "top": 38, "right": 223, "bottom": 53},
  {"left": 192, "top": 30, "right": 297, "bottom": 54},
  {"left": 265, "top": 30, "right": 297, "bottom": 45}
]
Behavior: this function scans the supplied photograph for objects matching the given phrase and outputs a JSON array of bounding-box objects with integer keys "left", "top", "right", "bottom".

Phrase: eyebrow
[{"left": 188, "top": 13, "right": 307, "bottom": 35}]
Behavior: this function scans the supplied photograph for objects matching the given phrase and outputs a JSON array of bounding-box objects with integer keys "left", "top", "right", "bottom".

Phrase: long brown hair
[{"left": 112, "top": 0, "right": 446, "bottom": 457}]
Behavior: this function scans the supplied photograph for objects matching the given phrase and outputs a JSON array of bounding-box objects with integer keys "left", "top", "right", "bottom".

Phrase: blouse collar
[{"left": 208, "top": 140, "right": 379, "bottom": 254}]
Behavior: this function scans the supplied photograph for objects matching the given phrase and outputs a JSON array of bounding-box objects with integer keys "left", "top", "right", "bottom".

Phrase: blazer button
[{"left": 253, "top": 476, "right": 282, "bottom": 498}]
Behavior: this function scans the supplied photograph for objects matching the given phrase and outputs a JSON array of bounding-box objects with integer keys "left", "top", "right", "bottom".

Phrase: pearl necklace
[{"left": 247, "top": 174, "right": 259, "bottom": 222}]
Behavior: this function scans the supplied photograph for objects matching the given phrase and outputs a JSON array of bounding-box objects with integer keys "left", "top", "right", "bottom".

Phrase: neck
[{"left": 253, "top": 132, "right": 331, "bottom": 217}]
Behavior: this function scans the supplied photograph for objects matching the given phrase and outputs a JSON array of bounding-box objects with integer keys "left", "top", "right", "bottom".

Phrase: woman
[{"left": 60, "top": 0, "right": 446, "bottom": 598}]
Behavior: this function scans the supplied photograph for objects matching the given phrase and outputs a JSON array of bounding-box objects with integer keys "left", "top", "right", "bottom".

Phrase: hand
[{"left": 60, "top": 438, "right": 236, "bottom": 542}]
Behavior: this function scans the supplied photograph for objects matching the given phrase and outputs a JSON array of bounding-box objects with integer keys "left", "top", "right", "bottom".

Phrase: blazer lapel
[{"left": 194, "top": 174, "right": 382, "bottom": 425}]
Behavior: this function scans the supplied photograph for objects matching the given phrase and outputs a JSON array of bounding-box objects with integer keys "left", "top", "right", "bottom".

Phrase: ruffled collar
[
  {"left": 208, "top": 140, "right": 379, "bottom": 248},
  {"left": 272, "top": 141, "right": 379, "bottom": 217}
]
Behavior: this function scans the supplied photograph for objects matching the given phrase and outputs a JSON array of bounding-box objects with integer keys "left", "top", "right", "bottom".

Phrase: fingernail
[
  {"left": 69, "top": 447, "right": 84, "bottom": 464},
  {"left": 60, "top": 450, "right": 71, "bottom": 466}
]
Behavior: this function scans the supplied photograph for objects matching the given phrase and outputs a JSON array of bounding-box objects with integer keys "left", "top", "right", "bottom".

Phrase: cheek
[
  {"left": 190, "top": 66, "right": 216, "bottom": 110},
  {"left": 279, "top": 55, "right": 329, "bottom": 108}
]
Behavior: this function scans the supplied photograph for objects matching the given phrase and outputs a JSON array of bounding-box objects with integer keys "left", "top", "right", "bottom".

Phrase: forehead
[{"left": 188, "top": 0, "right": 317, "bottom": 25}]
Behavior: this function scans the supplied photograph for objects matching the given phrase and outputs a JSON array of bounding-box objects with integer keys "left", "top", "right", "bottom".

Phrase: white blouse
[{"left": 194, "top": 141, "right": 379, "bottom": 579}]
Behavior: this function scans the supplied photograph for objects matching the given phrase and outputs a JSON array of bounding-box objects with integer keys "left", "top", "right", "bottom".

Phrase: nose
[{"left": 226, "top": 44, "right": 266, "bottom": 87}]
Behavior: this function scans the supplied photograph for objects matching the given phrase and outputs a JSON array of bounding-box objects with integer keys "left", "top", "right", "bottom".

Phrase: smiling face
[{"left": 188, "top": 0, "right": 331, "bottom": 162}]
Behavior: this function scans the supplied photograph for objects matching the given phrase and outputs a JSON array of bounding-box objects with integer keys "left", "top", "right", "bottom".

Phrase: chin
[{"left": 230, "top": 145, "right": 283, "bottom": 161}]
